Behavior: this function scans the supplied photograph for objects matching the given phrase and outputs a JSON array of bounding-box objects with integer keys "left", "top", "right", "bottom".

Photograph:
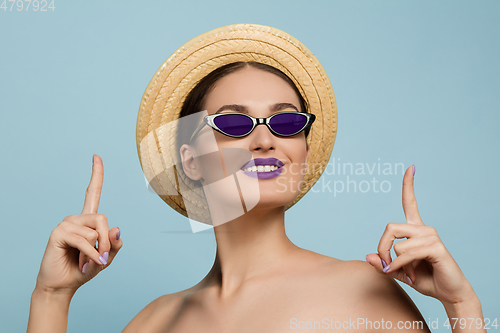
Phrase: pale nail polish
[
  {"left": 381, "top": 259, "right": 387, "bottom": 268},
  {"left": 99, "top": 254, "right": 107, "bottom": 265},
  {"left": 406, "top": 275, "right": 413, "bottom": 285},
  {"left": 412, "top": 164, "right": 415, "bottom": 176},
  {"left": 383, "top": 264, "right": 391, "bottom": 273},
  {"left": 116, "top": 228, "right": 121, "bottom": 240},
  {"left": 103, "top": 252, "right": 109, "bottom": 263},
  {"left": 82, "top": 262, "right": 89, "bottom": 273}
]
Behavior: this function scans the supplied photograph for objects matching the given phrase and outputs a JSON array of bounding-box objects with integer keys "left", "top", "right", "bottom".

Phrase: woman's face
[{"left": 182, "top": 66, "right": 309, "bottom": 219}]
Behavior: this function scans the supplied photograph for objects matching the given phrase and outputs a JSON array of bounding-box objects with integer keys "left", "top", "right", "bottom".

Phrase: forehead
[{"left": 203, "top": 67, "right": 301, "bottom": 112}]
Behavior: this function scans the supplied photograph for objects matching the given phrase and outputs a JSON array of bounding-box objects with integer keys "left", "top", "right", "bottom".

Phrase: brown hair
[{"left": 178, "top": 61, "right": 311, "bottom": 147}]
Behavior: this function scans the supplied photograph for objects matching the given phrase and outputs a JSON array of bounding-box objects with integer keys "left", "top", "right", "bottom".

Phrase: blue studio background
[{"left": 1, "top": 1, "right": 499, "bottom": 332}]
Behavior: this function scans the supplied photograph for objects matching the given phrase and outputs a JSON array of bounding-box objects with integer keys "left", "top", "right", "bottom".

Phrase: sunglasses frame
[{"left": 190, "top": 111, "right": 316, "bottom": 142}]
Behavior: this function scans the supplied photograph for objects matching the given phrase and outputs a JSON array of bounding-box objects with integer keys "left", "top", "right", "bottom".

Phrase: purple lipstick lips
[{"left": 241, "top": 158, "right": 284, "bottom": 179}]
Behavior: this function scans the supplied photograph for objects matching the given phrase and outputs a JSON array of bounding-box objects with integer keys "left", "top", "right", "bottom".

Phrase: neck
[{"left": 205, "top": 205, "right": 299, "bottom": 297}]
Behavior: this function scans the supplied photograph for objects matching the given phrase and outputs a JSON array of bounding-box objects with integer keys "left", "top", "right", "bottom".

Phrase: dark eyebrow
[{"left": 215, "top": 102, "right": 299, "bottom": 114}]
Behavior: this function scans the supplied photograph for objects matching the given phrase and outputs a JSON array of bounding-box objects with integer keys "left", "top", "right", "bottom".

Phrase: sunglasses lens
[
  {"left": 269, "top": 113, "right": 308, "bottom": 136},
  {"left": 214, "top": 114, "right": 254, "bottom": 136}
]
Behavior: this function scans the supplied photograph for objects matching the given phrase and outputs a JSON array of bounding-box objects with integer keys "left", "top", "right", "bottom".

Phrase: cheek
[
  {"left": 290, "top": 139, "right": 308, "bottom": 164},
  {"left": 194, "top": 136, "right": 251, "bottom": 183},
  {"left": 280, "top": 139, "right": 309, "bottom": 181},
  {"left": 296, "top": 140, "right": 309, "bottom": 173}
]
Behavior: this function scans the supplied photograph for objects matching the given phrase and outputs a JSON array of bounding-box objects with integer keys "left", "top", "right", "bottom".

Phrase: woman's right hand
[{"left": 35, "top": 154, "right": 123, "bottom": 296}]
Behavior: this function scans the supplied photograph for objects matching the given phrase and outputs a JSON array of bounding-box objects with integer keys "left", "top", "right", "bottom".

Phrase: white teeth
[{"left": 242, "top": 165, "right": 279, "bottom": 172}]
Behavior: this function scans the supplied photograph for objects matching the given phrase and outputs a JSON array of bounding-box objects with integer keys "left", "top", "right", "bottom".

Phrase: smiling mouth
[
  {"left": 242, "top": 165, "right": 280, "bottom": 172},
  {"left": 240, "top": 158, "right": 284, "bottom": 179},
  {"left": 240, "top": 157, "right": 284, "bottom": 171}
]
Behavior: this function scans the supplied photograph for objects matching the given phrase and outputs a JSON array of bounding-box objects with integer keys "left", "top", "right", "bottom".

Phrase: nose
[{"left": 248, "top": 123, "right": 275, "bottom": 152}]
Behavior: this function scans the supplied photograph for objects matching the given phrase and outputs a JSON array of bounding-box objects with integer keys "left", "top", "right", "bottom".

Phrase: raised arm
[
  {"left": 27, "top": 155, "right": 123, "bottom": 333},
  {"left": 366, "top": 165, "right": 487, "bottom": 333}
]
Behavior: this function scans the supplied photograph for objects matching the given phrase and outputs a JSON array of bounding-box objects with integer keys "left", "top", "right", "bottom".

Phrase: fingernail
[
  {"left": 92, "top": 154, "right": 95, "bottom": 164},
  {"left": 116, "top": 228, "right": 121, "bottom": 240},
  {"left": 381, "top": 259, "right": 387, "bottom": 268},
  {"left": 82, "top": 262, "right": 89, "bottom": 273},
  {"left": 383, "top": 264, "right": 391, "bottom": 273},
  {"left": 103, "top": 252, "right": 109, "bottom": 262},
  {"left": 412, "top": 164, "right": 415, "bottom": 176},
  {"left": 406, "top": 275, "right": 413, "bottom": 285},
  {"left": 99, "top": 253, "right": 108, "bottom": 265}
]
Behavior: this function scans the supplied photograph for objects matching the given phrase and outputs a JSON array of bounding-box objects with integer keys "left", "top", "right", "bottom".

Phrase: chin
[{"left": 251, "top": 190, "right": 299, "bottom": 210}]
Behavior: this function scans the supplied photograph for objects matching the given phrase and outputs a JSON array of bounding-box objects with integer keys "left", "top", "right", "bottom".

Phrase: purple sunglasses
[{"left": 190, "top": 111, "right": 315, "bottom": 142}]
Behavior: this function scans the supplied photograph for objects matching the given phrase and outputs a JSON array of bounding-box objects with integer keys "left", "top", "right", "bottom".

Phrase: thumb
[
  {"left": 366, "top": 253, "right": 385, "bottom": 270},
  {"left": 107, "top": 227, "right": 123, "bottom": 265}
]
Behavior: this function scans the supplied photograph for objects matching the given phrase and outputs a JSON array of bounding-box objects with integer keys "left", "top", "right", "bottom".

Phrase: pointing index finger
[
  {"left": 82, "top": 154, "right": 104, "bottom": 214},
  {"left": 402, "top": 164, "right": 423, "bottom": 225}
]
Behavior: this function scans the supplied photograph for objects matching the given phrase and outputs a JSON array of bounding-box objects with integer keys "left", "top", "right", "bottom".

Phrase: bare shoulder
[
  {"left": 121, "top": 289, "right": 190, "bottom": 333},
  {"left": 324, "top": 258, "right": 431, "bottom": 331},
  {"left": 293, "top": 251, "right": 430, "bottom": 332}
]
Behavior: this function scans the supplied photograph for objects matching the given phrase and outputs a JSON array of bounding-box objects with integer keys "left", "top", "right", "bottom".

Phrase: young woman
[{"left": 27, "top": 24, "right": 486, "bottom": 333}]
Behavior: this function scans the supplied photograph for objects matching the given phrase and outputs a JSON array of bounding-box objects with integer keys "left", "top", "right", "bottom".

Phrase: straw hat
[{"left": 136, "top": 23, "right": 337, "bottom": 224}]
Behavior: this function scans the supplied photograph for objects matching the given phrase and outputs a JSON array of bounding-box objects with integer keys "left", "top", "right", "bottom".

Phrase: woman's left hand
[{"left": 365, "top": 165, "right": 475, "bottom": 306}]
